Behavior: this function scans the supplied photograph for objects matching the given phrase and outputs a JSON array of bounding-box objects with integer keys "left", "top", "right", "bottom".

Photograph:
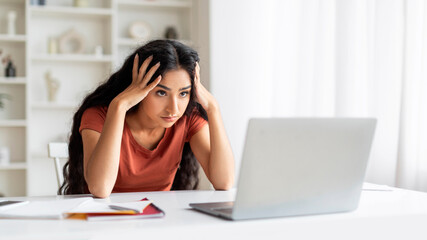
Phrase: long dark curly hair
[{"left": 58, "top": 40, "right": 207, "bottom": 195}]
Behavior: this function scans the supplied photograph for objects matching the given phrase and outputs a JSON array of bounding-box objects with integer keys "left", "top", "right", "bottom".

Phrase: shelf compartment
[
  {"left": 117, "top": 4, "right": 191, "bottom": 40},
  {"left": 0, "top": 84, "right": 26, "bottom": 120},
  {"left": 0, "top": 127, "right": 26, "bottom": 167},
  {"left": 1, "top": 41, "right": 27, "bottom": 77},
  {"left": 0, "top": 1, "right": 26, "bottom": 36},
  {"left": 0, "top": 170, "right": 26, "bottom": 197}
]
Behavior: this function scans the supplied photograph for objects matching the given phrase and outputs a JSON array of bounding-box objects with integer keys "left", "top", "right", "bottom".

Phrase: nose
[{"left": 166, "top": 96, "right": 179, "bottom": 115}]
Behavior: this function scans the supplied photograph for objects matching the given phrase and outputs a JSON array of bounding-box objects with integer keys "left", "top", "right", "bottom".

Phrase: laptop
[{"left": 190, "top": 118, "right": 376, "bottom": 220}]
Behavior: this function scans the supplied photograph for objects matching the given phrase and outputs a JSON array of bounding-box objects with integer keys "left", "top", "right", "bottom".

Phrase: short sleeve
[
  {"left": 185, "top": 109, "right": 208, "bottom": 142},
  {"left": 79, "top": 106, "right": 108, "bottom": 133}
]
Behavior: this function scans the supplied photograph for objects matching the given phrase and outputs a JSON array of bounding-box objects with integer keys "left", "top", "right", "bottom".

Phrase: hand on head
[
  {"left": 193, "top": 62, "right": 218, "bottom": 112},
  {"left": 113, "top": 54, "right": 162, "bottom": 111}
]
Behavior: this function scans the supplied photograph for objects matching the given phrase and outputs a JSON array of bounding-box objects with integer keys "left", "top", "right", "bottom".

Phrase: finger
[
  {"left": 137, "top": 55, "right": 153, "bottom": 83},
  {"left": 195, "top": 62, "right": 201, "bottom": 84},
  {"left": 145, "top": 75, "right": 162, "bottom": 92},
  {"left": 141, "top": 62, "right": 161, "bottom": 86},
  {"left": 132, "top": 54, "right": 139, "bottom": 84}
]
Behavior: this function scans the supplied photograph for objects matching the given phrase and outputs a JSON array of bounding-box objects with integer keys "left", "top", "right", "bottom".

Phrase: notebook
[
  {"left": 0, "top": 197, "right": 164, "bottom": 221},
  {"left": 190, "top": 118, "right": 376, "bottom": 220}
]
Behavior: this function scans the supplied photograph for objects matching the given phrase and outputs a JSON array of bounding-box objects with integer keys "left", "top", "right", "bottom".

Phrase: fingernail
[
  {"left": 156, "top": 62, "right": 160, "bottom": 66},
  {"left": 135, "top": 54, "right": 138, "bottom": 59}
]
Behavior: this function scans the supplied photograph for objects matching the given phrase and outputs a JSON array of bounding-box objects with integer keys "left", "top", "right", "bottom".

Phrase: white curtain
[
  {"left": 210, "top": 0, "right": 427, "bottom": 191},
  {"left": 396, "top": 0, "right": 427, "bottom": 191}
]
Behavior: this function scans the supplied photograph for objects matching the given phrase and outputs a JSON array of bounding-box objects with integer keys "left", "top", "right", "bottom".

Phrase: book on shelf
[{"left": 0, "top": 197, "right": 164, "bottom": 221}]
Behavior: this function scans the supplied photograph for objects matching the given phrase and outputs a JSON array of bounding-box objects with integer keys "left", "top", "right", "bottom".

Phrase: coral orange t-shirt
[{"left": 79, "top": 106, "right": 207, "bottom": 192}]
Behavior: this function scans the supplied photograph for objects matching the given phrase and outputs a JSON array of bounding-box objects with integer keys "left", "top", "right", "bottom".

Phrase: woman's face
[{"left": 139, "top": 68, "right": 192, "bottom": 128}]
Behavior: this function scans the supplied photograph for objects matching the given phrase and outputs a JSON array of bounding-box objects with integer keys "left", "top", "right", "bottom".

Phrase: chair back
[{"left": 48, "top": 142, "right": 68, "bottom": 188}]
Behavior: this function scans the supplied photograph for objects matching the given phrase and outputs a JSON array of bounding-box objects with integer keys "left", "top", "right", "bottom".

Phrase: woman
[{"left": 59, "top": 40, "right": 234, "bottom": 198}]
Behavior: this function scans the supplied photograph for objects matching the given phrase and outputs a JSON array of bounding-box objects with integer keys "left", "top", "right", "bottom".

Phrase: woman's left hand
[{"left": 194, "top": 63, "right": 218, "bottom": 112}]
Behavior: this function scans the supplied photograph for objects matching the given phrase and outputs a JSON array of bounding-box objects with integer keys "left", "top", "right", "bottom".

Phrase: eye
[
  {"left": 156, "top": 90, "right": 166, "bottom": 96},
  {"left": 180, "top": 91, "right": 189, "bottom": 97}
]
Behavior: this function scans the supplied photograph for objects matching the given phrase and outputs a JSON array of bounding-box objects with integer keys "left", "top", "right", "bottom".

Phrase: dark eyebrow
[
  {"left": 180, "top": 85, "right": 192, "bottom": 91},
  {"left": 157, "top": 84, "right": 171, "bottom": 91},
  {"left": 157, "top": 84, "right": 192, "bottom": 91}
]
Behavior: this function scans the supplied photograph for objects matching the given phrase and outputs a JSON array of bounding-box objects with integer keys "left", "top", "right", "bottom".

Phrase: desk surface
[{"left": 1, "top": 185, "right": 427, "bottom": 240}]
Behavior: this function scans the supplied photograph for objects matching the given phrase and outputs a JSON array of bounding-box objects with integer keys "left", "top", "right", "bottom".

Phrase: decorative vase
[
  {"left": 48, "top": 37, "right": 58, "bottom": 54},
  {"left": 5, "top": 62, "right": 16, "bottom": 77},
  {"left": 45, "top": 71, "right": 60, "bottom": 102},
  {"left": 94, "top": 45, "right": 103, "bottom": 58},
  {"left": 74, "top": 0, "right": 89, "bottom": 7},
  {"left": 7, "top": 11, "right": 17, "bottom": 35},
  {"left": 0, "top": 147, "right": 10, "bottom": 165},
  {"left": 165, "top": 26, "right": 178, "bottom": 39}
]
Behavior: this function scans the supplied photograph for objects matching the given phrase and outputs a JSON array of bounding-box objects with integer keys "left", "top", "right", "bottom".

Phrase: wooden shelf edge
[
  {"left": 0, "top": 162, "right": 27, "bottom": 170},
  {"left": 30, "top": 5, "right": 112, "bottom": 16},
  {"left": 0, "top": 77, "right": 27, "bottom": 84},
  {"left": 0, "top": 34, "right": 27, "bottom": 42},
  {"left": 31, "top": 54, "right": 113, "bottom": 63},
  {"left": 118, "top": 0, "right": 192, "bottom": 8},
  {"left": 0, "top": 120, "right": 27, "bottom": 127},
  {"left": 31, "top": 102, "right": 78, "bottom": 110}
]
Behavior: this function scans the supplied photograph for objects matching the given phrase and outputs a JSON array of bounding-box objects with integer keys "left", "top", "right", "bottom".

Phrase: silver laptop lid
[{"left": 232, "top": 118, "right": 376, "bottom": 220}]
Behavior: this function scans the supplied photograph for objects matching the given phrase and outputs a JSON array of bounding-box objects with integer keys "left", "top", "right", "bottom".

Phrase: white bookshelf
[
  {"left": 0, "top": 0, "right": 201, "bottom": 197},
  {"left": 0, "top": 0, "right": 28, "bottom": 197}
]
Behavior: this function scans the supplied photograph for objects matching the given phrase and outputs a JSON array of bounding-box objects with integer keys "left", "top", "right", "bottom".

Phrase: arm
[
  {"left": 189, "top": 63, "right": 235, "bottom": 190},
  {"left": 83, "top": 55, "right": 161, "bottom": 198}
]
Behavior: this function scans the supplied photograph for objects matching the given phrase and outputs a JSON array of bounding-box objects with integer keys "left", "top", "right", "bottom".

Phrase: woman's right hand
[{"left": 112, "top": 54, "right": 162, "bottom": 111}]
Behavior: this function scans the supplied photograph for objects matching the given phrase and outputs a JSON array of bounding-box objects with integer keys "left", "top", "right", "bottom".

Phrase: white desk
[{"left": 1, "top": 185, "right": 427, "bottom": 240}]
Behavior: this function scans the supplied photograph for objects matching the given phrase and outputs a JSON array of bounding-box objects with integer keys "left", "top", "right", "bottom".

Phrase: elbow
[
  {"left": 213, "top": 177, "right": 234, "bottom": 191},
  {"left": 89, "top": 187, "right": 111, "bottom": 198},
  {"left": 88, "top": 183, "right": 112, "bottom": 198},
  {"left": 214, "top": 185, "right": 233, "bottom": 191},
  {"left": 85, "top": 172, "right": 113, "bottom": 198}
]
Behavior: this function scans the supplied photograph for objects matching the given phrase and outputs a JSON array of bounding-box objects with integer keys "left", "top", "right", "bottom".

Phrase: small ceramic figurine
[
  {"left": 45, "top": 71, "right": 60, "bottom": 102},
  {"left": 164, "top": 26, "right": 178, "bottom": 39},
  {"left": 5, "top": 61, "right": 16, "bottom": 77},
  {"left": 59, "top": 28, "right": 85, "bottom": 54},
  {"left": 48, "top": 37, "right": 58, "bottom": 54},
  {"left": 0, "top": 147, "right": 10, "bottom": 165},
  {"left": 74, "top": 0, "right": 88, "bottom": 7}
]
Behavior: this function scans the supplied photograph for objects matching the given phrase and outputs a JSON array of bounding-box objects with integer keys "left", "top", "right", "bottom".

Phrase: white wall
[
  {"left": 209, "top": 0, "right": 275, "bottom": 179},
  {"left": 208, "top": 0, "right": 408, "bottom": 188}
]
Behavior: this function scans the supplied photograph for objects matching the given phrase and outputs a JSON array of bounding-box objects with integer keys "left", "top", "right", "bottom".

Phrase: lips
[{"left": 161, "top": 116, "right": 178, "bottom": 122}]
